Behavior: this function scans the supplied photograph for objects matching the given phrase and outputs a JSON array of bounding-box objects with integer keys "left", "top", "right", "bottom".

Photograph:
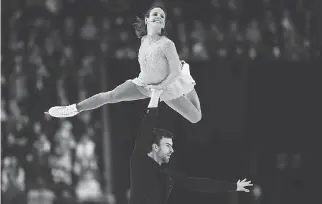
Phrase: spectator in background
[
  {"left": 101, "top": 18, "right": 111, "bottom": 37},
  {"left": 52, "top": 120, "right": 76, "bottom": 192},
  {"left": 60, "top": 46, "right": 75, "bottom": 74},
  {"left": 6, "top": 131, "right": 18, "bottom": 156},
  {"left": 115, "top": 16, "right": 125, "bottom": 27},
  {"left": 57, "top": 77, "right": 70, "bottom": 106},
  {"left": 49, "top": 137, "right": 74, "bottom": 203},
  {"left": 1, "top": 99, "right": 8, "bottom": 151},
  {"left": 261, "top": 10, "right": 281, "bottom": 59},
  {"left": 32, "top": 121, "right": 51, "bottom": 180},
  {"left": 44, "top": 32, "right": 59, "bottom": 58},
  {"left": 43, "top": 30, "right": 62, "bottom": 68},
  {"left": 1, "top": 67, "right": 8, "bottom": 98},
  {"left": 227, "top": 0, "right": 243, "bottom": 19},
  {"left": 262, "top": 0, "right": 272, "bottom": 10},
  {"left": 27, "top": 45, "right": 54, "bottom": 121},
  {"left": 190, "top": 20, "right": 209, "bottom": 60},
  {"left": 190, "top": 20, "right": 206, "bottom": 41},
  {"left": 9, "top": 55, "right": 28, "bottom": 104},
  {"left": 34, "top": 58, "right": 50, "bottom": 92},
  {"left": 74, "top": 129, "right": 98, "bottom": 176},
  {"left": 76, "top": 129, "right": 95, "bottom": 161},
  {"left": 77, "top": 53, "right": 97, "bottom": 92},
  {"left": 125, "top": 188, "right": 131, "bottom": 204},
  {"left": 1, "top": 99, "right": 8, "bottom": 123},
  {"left": 75, "top": 170, "right": 103, "bottom": 203},
  {"left": 79, "top": 111, "right": 92, "bottom": 126},
  {"left": 246, "top": 19, "right": 262, "bottom": 44},
  {"left": 227, "top": 20, "right": 245, "bottom": 57},
  {"left": 80, "top": 16, "right": 98, "bottom": 54},
  {"left": 100, "top": 36, "right": 111, "bottom": 54},
  {"left": 63, "top": 17, "right": 76, "bottom": 45},
  {"left": 99, "top": 18, "right": 113, "bottom": 55},
  {"left": 281, "top": 9, "right": 296, "bottom": 33},
  {"left": 284, "top": 34, "right": 310, "bottom": 61},
  {"left": 1, "top": 156, "right": 26, "bottom": 203},
  {"left": 33, "top": 122, "right": 50, "bottom": 152},
  {"left": 281, "top": 9, "right": 310, "bottom": 60},
  {"left": 245, "top": 19, "right": 262, "bottom": 59},
  {"left": 6, "top": 120, "right": 29, "bottom": 160},
  {"left": 27, "top": 177, "right": 55, "bottom": 204},
  {"left": 78, "top": 87, "right": 88, "bottom": 104},
  {"left": 176, "top": 22, "right": 190, "bottom": 60},
  {"left": 28, "top": 46, "right": 41, "bottom": 66},
  {"left": 208, "top": 16, "right": 229, "bottom": 58},
  {"left": 169, "top": 6, "right": 184, "bottom": 46},
  {"left": 27, "top": 23, "right": 38, "bottom": 49},
  {"left": 115, "top": 30, "right": 136, "bottom": 60},
  {"left": 59, "top": 45, "right": 78, "bottom": 102},
  {"left": 54, "top": 120, "right": 76, "bottom": 151},
  {"left": 45, "top": 0, "right": 62, "bottom": 14},
  {"left": 34, "top": 57, "right": 51, "bottom": 109},
  {"left": 8, "top": 99, "right": 21, "bottom": 124}
]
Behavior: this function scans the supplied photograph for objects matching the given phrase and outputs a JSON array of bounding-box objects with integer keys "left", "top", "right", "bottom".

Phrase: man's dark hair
[{"left": 152, "top": 128, "right": 173, "bottom": 146}]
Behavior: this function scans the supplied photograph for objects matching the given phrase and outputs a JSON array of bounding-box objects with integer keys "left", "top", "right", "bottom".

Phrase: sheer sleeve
[
  {"left": 163, "top": 40, "right": 181, "bottom": 75},
  {"left": 157, "top": 39, "right": 182, "bottom": 87}
]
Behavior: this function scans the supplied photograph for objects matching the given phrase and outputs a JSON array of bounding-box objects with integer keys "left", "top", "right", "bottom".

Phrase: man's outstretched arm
[
  {"left": 175, "top": 175, "right": 237, "bottom": 193},
  {"left": 165, "top": 170, "right": 252, "bottom": 193},
  {"left": 134, "top": 90, "right": 163, "bottom": 152}
]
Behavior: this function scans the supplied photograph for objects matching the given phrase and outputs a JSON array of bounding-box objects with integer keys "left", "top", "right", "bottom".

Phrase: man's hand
[{"left": 236, "top": 178, "right": 253, "bottom": 192}]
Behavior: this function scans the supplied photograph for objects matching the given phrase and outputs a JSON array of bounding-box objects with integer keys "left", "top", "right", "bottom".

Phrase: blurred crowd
[{"left": 1, "top": 0, "right": 319, "bottom": 204}]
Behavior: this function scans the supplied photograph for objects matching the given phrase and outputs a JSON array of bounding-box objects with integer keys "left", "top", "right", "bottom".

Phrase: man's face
[{"left": 154, "top": 138, "right": 174, "bottom": 164}]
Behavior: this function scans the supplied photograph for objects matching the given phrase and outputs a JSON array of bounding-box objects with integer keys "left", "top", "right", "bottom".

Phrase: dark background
[{"left": 1, "top": 0, "right": 322, "bottom": 204}]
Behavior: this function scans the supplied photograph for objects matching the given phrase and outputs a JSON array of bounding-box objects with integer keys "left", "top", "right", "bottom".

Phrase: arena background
[{"left": 1, "top": 0, "right": 322, "bottom": 204}]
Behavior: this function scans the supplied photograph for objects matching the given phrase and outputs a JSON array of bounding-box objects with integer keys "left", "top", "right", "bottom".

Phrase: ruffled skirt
[{"left": 128, "top": 63, "right": 196, "bottom": 101}]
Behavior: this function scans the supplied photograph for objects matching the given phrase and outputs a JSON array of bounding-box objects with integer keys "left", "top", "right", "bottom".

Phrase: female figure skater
[{"left": 47, "top": 5, "right": 202, "bottom": 123}]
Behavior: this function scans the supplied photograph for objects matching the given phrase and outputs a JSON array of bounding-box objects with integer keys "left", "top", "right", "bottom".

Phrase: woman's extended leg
[
  {"left": 77, "top": 80, "right": 148, "bottom": 112},
  {"left": 164, "top": 89, "right": 202, "bottom": 123}
]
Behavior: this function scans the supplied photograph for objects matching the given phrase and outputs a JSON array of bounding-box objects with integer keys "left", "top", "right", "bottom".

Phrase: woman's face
[{"left": 145, "top": 7, "right": 166, "bottom": 30}]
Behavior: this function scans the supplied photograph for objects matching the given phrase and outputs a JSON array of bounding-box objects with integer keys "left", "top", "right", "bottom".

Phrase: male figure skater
[{"left": 129, "top": 89, "right": 253, "bottom": 204}]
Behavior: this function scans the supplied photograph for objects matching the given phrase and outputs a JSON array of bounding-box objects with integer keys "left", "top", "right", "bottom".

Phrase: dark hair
[
  {"left": 133, "top": 5, "right": 168, "bottom": 38},
  {"left": 152, "top": 128, "right": 173, "bottom": 146}
]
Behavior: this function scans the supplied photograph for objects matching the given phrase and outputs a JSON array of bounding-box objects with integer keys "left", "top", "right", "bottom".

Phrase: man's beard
[{"left": 160, "top": 154, "right": 170, "bottom": 163}]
